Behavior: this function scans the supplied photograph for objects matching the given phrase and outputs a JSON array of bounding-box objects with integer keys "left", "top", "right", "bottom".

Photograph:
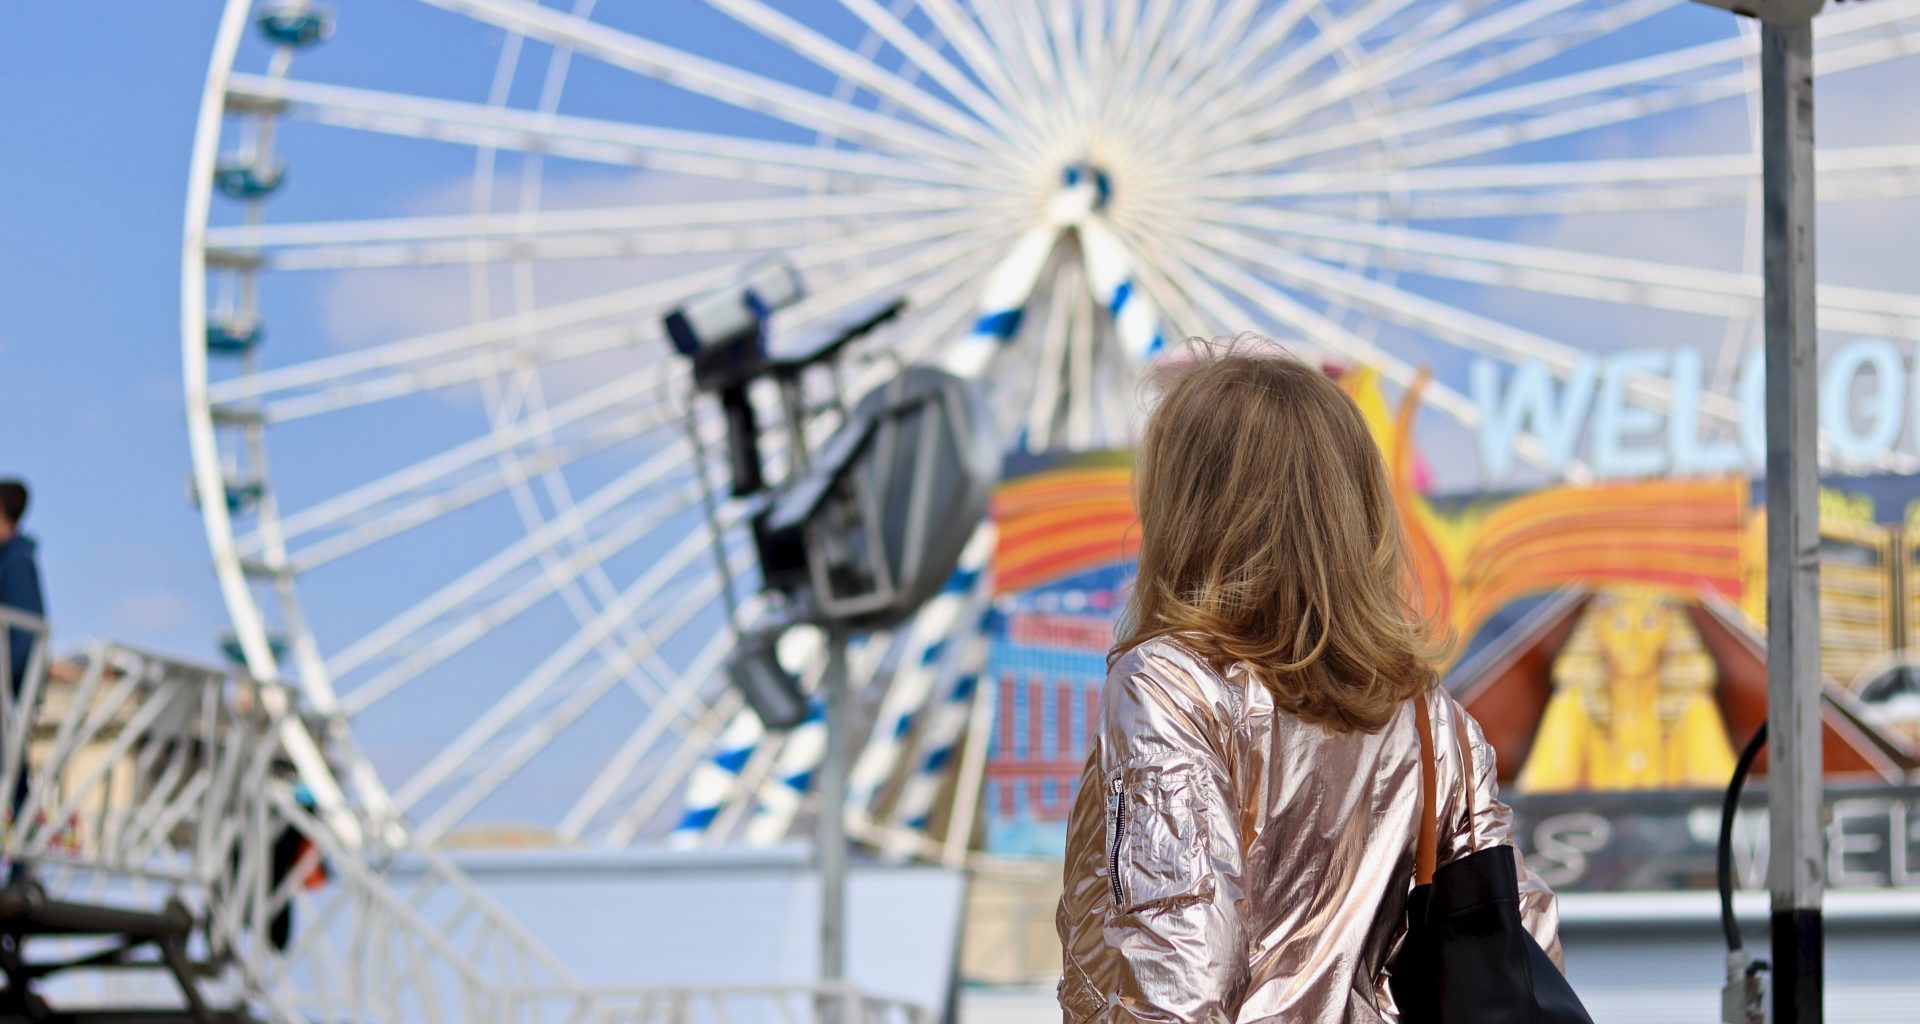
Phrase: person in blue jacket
[
  {"left": 0, "top": 481, "right": 44, "bottom": 690},
  {"left": 1, "top": 479, "right": 45, "bottom": 864}
]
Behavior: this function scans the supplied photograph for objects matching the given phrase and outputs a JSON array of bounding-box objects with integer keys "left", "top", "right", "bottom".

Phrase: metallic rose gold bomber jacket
[{"left": 1056, "top": 636, "right": 1563, "bottom": 1024}]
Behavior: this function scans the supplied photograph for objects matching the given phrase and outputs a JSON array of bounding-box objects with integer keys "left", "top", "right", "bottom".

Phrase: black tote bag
[{"left": 1388, "top": 693, "right": 1593, "bottom": 1024}]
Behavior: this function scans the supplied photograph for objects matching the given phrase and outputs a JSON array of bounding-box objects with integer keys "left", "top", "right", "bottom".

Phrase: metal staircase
[{"left": 1, "top": 608, "right": 936, "bottom": 1024}]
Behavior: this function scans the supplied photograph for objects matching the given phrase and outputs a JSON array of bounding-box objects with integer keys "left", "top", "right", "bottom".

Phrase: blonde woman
[{"left": 1056, "top": 342, "right": 1562, "bottom": 1024}]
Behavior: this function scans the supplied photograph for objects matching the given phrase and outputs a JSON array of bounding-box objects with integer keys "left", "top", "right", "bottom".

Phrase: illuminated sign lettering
[{"left": 1471, "top": 339, "right": 1916, "bottom": 481}]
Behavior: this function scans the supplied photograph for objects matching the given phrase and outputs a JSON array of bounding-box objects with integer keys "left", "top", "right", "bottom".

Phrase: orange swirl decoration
[
  {"left": 1335, "top": 366, "right": 1747, "bottom": 663},
  {"left": 991, "top": 451, "right": 1138, "bottom": 595}
]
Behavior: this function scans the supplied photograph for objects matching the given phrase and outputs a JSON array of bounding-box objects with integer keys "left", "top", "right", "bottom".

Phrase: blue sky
[{"left": 0, "top": 5, "right": 231, "bottom": 655}]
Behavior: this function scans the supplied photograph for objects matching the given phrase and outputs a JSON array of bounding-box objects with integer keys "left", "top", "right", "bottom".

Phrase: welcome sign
[
  {"left": 1471, "top": 339, "right": 1919, "bottom": 481},
  {"left": 1510, "top": 785, "right": 1920, "bottom": 893}
]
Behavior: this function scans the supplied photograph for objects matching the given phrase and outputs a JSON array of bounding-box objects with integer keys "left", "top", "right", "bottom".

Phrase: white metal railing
[
  {"left": 1, "top": 611, "right": 935, "bottom": 1024},
  {"left": 500, "top": 984, "right": 938, "bottom": 1024}
]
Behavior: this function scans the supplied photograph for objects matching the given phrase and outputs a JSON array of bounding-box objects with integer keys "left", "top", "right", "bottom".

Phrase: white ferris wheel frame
[{"left": 183, "top": 0, "right": 1920, "bottom": 855}]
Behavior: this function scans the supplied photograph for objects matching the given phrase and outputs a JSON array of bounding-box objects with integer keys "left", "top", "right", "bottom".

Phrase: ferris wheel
[{"left": 184, "top": 0, "right": 1920, "bottom": 852}]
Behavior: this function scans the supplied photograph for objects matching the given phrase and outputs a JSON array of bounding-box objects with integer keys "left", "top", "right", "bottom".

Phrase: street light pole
[
  {"left": 819, "top": 625, "right": 851, "bottom": 1024},
  {"left": 1686, "top": 3, "right": 1828, "bottom": 1020},
  {"left": 1760, "top": 15, "right": 1824, "bottom": 1024}
]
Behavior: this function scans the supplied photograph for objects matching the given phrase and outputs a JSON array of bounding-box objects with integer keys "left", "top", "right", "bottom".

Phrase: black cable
[
  {"left": 679, "top": 389, "right": 744, "bottom": 638},
  {"left": 1718, "top": 721, "right": 1769, "bottom": 953}
]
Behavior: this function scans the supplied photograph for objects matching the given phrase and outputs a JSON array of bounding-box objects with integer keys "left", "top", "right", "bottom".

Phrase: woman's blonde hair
[{"left": 1113, "top": 337, "right": 1443, "bottom": 732}]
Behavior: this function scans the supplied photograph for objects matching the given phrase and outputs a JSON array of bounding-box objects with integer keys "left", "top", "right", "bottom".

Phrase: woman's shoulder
[
  {"left": 1107, "top": 633, "right": 1243, "bottom": 716},
  {"left": 1109, "top": 631, "right": 1206, "bottom": 678}
]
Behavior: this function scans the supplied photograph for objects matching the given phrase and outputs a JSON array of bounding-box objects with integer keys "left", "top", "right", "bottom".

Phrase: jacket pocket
[{"left": 1104, "top": 759, "right": 1212, "bottom": 915}]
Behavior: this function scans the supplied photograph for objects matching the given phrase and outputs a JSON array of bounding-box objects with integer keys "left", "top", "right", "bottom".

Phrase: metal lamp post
[
  {"left": 1759, "top": 20, "right": 1824, "bottom": 1022},
  {"left": 1687, "top": 1, "right": 1834, "bottom": 1020}
]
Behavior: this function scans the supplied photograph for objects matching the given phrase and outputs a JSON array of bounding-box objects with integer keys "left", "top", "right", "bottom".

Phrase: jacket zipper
[{"left": 1108, "top": 777, "right": 1126, "bottom": 906}]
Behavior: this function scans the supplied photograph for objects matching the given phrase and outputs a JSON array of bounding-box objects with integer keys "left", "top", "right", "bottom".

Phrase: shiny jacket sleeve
[
  {"left": 1443, "top": 696, "right": 1565, "bottom": 970},
  {"left": 1057, "top": 643, "right": 1249, "bottom": 1024}
]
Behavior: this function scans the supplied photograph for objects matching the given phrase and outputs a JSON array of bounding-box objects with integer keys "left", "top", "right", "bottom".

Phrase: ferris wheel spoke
[
  {"left": 1145, "top": 0, "right": 1332, "bottom": 150},
  {"left": 255, "top": 226, "right": 984, "bottom": 571},
  {"left": 1104, "top": 0, "right": 1181, "bottom": 125},
  {"left": 698, "top": 0, "right": 1016, "bottom": 161},
  {"left": 241, "top": 216, "right": 957, "bottom": 274},
  {"left": 210, "top": 200, "right": 976, "bottom": 273},
  {"left": 1225, "top": 207, "right": 1920, "bottom": 341},
  {"left": 1228, "top": 0, "right": 1673, "bottom": 152},
  {"left": 284, "top": 417, "right": 678, "bottom": 576},
  {"left": 209, "top": 190, "right": 968, "bottom": 257},
  {"left": 1123, "top": 0, "right": 1267, "bottom": 142},
  {"left": 558, "top": 593, "right": 762, "bottom": 843},
  {"left": 227, "top": 74, "right": 977, "bottom": 190},
  {"left": 1037, "top": 3, "right": 1086, "bottom": 124},
  {"left": 212, "top": 208, "right": 996, "bottom": 422},
  {"left": 1385, "top": 13, "right": 1920, "bottom": 172},
  {"left": 206, "top": 266, "right": 731, "bottom": 411},
  {"left": 1204, "top": 0, "right": 1321, "bottom": 94},
  {"left": 332, "top": 454, "right": 716, "bottom": 703},
  {"left": 1066, "top": 3, "right": 1118, "bottom": 123},
  {"left": 1213, "top": 144, "right": 1920, "bottom": 200},
  {"left": 244, "top": 365, "right": 673, "bottom": 561},
  {"left": 835, "top": 0, "right": 1029, "bottom": 143},
  {"left": 1189, "top": 0, "right": 1272, "bottom": 72},
  {"left": 411, "top": 538, "right": 756, "bottom": 842},
  {"left": 1186, "top": 220, "right": 1741, "bottom": 431},
  {"left": 1207, "top": 2, "right": 1920, "bottom": 175},
  {"left": 1355, "top": 172, "right": 1920, "bottom": 218},
  {"left": 1118, "top": 0, "right": 1231, "bottom": 140},
  {"left": 1378, "top": 0, "right": 1680, "bottom": 120},
  {"left": 1076, "top": 0, "right": 1107, "bottom": 119},
  {"left": 246, "top": 325, "right": 656, "bottom": 425},
  {"left": 389, "top": 515, "right": 748, "bottom": 815},
  {"left": 415, "top": 0, "right": 996, "bottom": 175},
  {"left": 971, "top": 0, "right": 1064, "bottom": 134},
  {"left": 328, "top": 240, "right": 986, "bottom": 702},
  {"left": 610, "top": 687, "right": 754, "bottom": 846},
  {"left": 959, "top": 1, "right": 1034, "bottom": 99},
  {"left": 1009, "top": 0, "right": 1074, "bottom": 100},
  {"left": 902, "top": 0, "right": 1043, "bottom": 133},
  {"left": 1148, "top": 228, "right": 1569, "bottom": 473},
  {"left": 1100, "top": 0, "right": 1144, "bottom": 99},
  {"left": 1198, "top": 145, "right": 1920, "bottom": 222},
  {"left": 260, "top": 444, "right": 688, "bottom": 654},
  {"left": 1232, "top": 0, "right": 1434, "bottom": 127}
]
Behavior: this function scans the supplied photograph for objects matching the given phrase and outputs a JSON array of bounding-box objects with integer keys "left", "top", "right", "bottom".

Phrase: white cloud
[
  {"left": 319, "top": 168, "right": 793, "bottom": 353},
  {"left": 106, "top": 589, "right": 194, "bottom": 635}
]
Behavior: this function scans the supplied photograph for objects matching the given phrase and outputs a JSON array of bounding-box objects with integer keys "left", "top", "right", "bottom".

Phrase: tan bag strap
[
  {"left": 1413, "top": 691, "right": 1480, "bottom": 888},
  {"left": 1413, "top": 692, "right": 1437, "bottom": 886},
  {"left": 1454, "top": 699, "right": 1480, "bottom": 854}
]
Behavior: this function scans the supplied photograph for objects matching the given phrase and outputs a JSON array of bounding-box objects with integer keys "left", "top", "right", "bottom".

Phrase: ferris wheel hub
[{"left": 1050, "top": 161, "right": 1114, "bottom": 224}]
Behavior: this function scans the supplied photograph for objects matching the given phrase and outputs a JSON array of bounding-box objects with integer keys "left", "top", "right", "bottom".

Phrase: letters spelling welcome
[{"left": 1471, "top": 339, "right": 1915, "bottom": 481}]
